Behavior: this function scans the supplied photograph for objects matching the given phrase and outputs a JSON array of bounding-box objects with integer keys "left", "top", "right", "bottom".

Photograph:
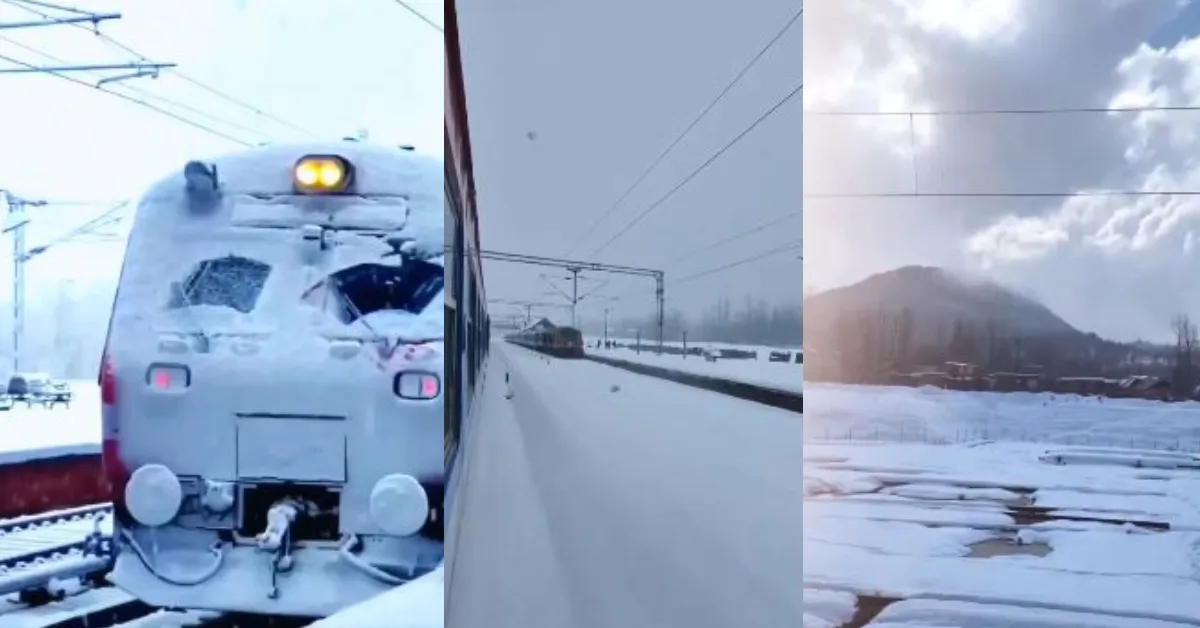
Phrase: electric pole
[
  {"left": 567, "top": 267, "right": 581, "bottom": 328},
  {"left": 479, "top": 249, "right": 665, "bottom": 352},
  {"left": 2, "top": 191, "right": 45, "bottom": 373},
  {"left": 0, "top": 3, "right": 169, "bottom": 373}
]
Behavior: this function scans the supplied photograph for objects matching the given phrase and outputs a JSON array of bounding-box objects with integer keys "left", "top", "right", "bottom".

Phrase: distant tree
[
  {"left": 893, "top": 308, "right": 914, "bottom": 369},
  {"left": 947, "top": 319, "right": 966, "bottom": 362},
  {"left": 984, "top": 320, "right": 1001, "bottom": 370},
  {"left": 1171, "top": 314, "right": 1198, "bottom": 397}
]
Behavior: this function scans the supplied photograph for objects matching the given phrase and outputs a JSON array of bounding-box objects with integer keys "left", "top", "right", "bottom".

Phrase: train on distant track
[
  {"left": 100, "top": 141, "right": 445, "bottom": 619},
  {"left": 505, "top": 319, "right": 586, "bottom": 358}
]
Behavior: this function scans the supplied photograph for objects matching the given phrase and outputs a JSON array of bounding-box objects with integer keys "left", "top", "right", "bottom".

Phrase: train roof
[{"left": 139, "top": 142, "right": 442, "bottom": 205}]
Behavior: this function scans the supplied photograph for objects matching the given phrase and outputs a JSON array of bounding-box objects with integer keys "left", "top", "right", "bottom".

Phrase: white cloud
[
  {"left": 807, "top": 0, "right": 1200, "bottom": 340},
  {"left": 895, "top": 0, "right": 1024, "bottom": 44}
]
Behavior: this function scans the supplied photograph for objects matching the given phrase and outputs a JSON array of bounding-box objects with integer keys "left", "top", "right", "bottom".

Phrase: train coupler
[{"left": 255, "top": 501, "right": 300, "bottom": 599}]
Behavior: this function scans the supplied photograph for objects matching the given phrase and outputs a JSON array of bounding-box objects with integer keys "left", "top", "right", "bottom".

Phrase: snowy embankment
[
  {"left": 586, "top": 344, "right": 802, "bottom": 395},
  {"left": 805, "top": 384, "right": 1200, "bottom": 626},
  {"left": 805, "top": 383, "right": 1200, "bottom": 449}
]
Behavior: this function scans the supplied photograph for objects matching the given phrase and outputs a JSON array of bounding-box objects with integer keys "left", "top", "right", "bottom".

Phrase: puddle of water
[{"left": 967, "top": 537, "right": 1052, "bottom": 558}]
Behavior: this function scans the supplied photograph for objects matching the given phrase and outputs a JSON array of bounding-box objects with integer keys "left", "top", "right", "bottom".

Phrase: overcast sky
[
  {"left": 806, "top": 0, "right": 1200, "bottom": 343},
  {"left": 457, "top": 0, "right": 803, "bottom": 329},
  {"left": 0, "top": 0, "right": 441, "bottom": 370}
]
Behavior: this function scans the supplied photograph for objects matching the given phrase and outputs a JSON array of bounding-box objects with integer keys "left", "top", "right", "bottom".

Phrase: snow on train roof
[{"left": 139, "top": 142, "right": 441, "bottom": 205}]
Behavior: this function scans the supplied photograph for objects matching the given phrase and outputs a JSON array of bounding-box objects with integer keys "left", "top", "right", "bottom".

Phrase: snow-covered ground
[
  {"left": 448, "top": 344, "right": 803, "bottom": 626},
  {"left": 806, "top": 383, "right": 1200, "bottom": 450},
  {"left": 806, "top": 384, "right": 1200, "bottom": 626},
  {"left": 0, "top": 588, "right": 220, "bottom": 628},
  {"left": 587, "top": 344, "right": 803, "bottom": 394}
]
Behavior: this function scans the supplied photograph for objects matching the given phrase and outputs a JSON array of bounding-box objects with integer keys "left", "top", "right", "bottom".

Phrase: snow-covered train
[
  {"left": 101, "top": 141, "right": 445, "bottom": 618},
  {"left": 505, "top": 320, "right": 585, "bottom": 358}
]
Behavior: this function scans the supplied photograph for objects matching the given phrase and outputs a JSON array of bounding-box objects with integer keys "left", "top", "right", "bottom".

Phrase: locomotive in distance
[{"left": 505, "top": 318, "right": 585, "bottom": 359}]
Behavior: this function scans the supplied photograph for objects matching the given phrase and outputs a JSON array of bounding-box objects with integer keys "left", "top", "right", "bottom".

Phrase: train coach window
[
  {"left": 167, "top": 255, "right": 272, "bottom": 314},
  {"left": 307, "top": 260, "right": 444, "bottom": 325}
]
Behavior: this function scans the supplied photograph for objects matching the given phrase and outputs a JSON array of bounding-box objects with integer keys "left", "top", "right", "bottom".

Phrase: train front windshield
[{"left": 301, "top": 258, "right": 444, "bottom": 337}]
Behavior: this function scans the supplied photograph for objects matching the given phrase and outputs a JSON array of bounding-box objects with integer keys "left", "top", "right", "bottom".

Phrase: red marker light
[
  {"left": 146, "top": 364, "right": 191, "bottom": 391},
  {"left": 421, "top": 375, "right": 440, "bottom": 398},
  {"left": 394, "top": 371, "right": 440, "bottom": 400}
]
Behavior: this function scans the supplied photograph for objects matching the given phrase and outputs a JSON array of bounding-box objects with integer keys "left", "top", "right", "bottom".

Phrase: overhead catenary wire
[
  {"left": 564, "top": 8, "right": 803, "bottom": 258},
  {"left": 661, "top": 209, "right": 802, "bottom": 266},
  {"left": 392, "top": 0, "right": 442, "bottom": 33},
  {"left": 804, "top": 103, "right": 1200, "bottom": 117},
  {"left": 805, "top": 102, "right": 1200, "bottom": 200},
  {"left": 0, "top": 36, "right": 274, "bottom": 142},
  {"left": 5, "top": 0, "right": 90, "bottom": 14},
  {"left": 604, "top": 239, "right": 803, "bottom": 308},
  {"left": 595, "top": 208, "right": 803, "bottom": 305},
  {"left": 0, "top": 51, "right": 253, "bottom": 145},
  {"left": 672, "top": 239, "right": 802, "bottom": 286},
  {"left": 586, "top": 81, "right": 803, "bottom": 261},
  {"left": 3, "top": 0, "right": 316, "bottom": 138},
  {"left": 806, "top": 190, "right": 1200, "bottom": 199}
]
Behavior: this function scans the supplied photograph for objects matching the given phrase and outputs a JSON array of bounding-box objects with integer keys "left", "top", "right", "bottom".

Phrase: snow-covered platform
[
  {"left": 0, "top": 384, "right": 106, "bottom": 518},
  {"left": 446, "top": 343, "right": 803, "bottom": 627},
  {"left": 0, "top": 382, "right": 101, "bottom": 467}
]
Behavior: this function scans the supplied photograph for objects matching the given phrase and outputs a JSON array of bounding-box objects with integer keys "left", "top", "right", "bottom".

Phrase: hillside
[
  {"left": 801, "top": 266, "right": 1175, "bottom": 378},
  {"left": 804, "top": 266, "right": 1079, "bottom": 342}
]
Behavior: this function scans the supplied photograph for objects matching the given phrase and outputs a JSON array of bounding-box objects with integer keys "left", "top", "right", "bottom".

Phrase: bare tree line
[
  {"left": 591, "top": 297, "right": 802, "bottom": 347},
  {"left": 1171, "top": 314, "right": 1198, "bottom": 398},
  {"left": 806, "top": 306, "right": 1171, "bottom": 384}
]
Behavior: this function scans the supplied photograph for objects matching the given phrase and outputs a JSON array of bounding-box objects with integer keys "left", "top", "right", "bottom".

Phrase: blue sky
[
  {"left": 0, "top": 0, "right": 442, "bottom": 285},
  {"left": 1148, "top": 0, "right": 1200, "bottom": 48}
]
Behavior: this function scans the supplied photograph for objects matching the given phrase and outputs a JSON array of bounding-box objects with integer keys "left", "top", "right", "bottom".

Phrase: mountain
[
  {"left": 803, "top": 265, "right": 1177, "bottom": 379},
  {"left": 804, "top": 265, "right": 1080, "bottom": 344}
]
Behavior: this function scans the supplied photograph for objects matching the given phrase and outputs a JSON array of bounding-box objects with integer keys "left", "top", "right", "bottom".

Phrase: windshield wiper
[{"left": 174, "top": 264, "right": 214, "bottom": 353}]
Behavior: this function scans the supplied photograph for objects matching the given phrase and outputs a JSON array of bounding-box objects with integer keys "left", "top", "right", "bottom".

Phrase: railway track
[
  {"left": 3, "top": 588, "right": 319, "bottom": 628},
  {"left": 0, "top": 504, "right": 408, "bottom": 627},
  {"left": 0, "top": 503, "right": 113, "bottom": 599}
]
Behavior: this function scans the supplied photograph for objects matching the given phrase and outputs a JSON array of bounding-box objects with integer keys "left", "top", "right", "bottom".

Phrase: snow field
[
  {"left": 805, "top": 383, "right": 1200, "bottom": 450},
  {"left": 806, "top": 383, "right": 1200, "bottom": 626}
]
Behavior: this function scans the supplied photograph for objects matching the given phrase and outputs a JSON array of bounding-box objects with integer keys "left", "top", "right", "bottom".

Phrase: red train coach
[{"left": 446, "top": 0, "right": 490, "bottom": 470}]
